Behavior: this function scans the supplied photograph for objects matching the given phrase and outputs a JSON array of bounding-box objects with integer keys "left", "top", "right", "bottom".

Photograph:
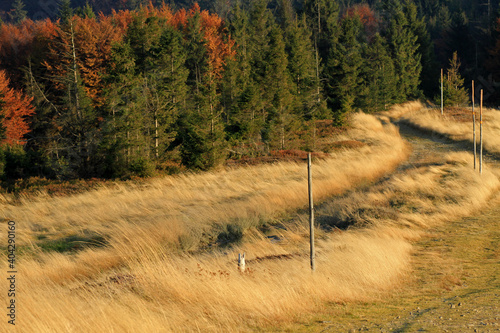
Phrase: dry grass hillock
[
  {"left": 385, "top": 101, "right": 500, "bottom": 156},
  {"left": 2, "top": 109, "right": 499, "bottom": 332},
  {"left": 0, "top": 112, "right": 415, "bottom": 332},
  {"left": 0, "top": 112, "right": 409, "bottom": 257}
]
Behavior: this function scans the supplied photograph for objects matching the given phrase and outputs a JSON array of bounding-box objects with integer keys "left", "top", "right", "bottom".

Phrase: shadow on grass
[{"left": 37, "top": 233, "right": 108, "bottom": 253}]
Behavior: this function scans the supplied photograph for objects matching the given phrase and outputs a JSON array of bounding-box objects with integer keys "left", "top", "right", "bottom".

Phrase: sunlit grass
[{"left": 2, "top": 109, "right": 500, "bottom": 332}]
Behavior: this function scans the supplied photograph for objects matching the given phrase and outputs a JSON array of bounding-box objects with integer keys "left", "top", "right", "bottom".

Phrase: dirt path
[{"left": 295, "top": 123, "right": 500, "bottom": 332}]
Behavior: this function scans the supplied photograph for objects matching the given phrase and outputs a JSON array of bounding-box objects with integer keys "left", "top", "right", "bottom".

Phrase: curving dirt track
[{"left": 300, "top": 121, "right": 500, "bottom": 333}]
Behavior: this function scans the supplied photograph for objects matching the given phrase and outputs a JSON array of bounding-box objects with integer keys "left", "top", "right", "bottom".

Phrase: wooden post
[
  {"left": 307, "top": 153, "right": 315, "bottom": 272},
  {"left": 480, "top": 89, "right": 483, "bottom": 174},
  {"left": 441, "top": 68, "right": 444, "bottom": 115},
  {"left": 472, "top": 80, "right": 476, "bottom": 170}
]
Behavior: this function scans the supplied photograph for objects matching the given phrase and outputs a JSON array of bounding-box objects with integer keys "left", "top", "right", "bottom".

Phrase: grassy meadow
[{"left": 2, "top": 106, "right": 500, "bottom": 332}]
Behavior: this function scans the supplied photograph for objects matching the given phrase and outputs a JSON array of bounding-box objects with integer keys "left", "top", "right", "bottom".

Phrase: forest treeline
[{"left": 0, "top": 0, "right": 499, "bottom": 180}]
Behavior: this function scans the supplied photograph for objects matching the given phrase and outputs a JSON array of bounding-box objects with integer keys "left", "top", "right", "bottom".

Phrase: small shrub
[
  {"left": 216, "top": 224, "right": 243, "bottom": 247},
  {"left": 129, "top": 157, "right": 155, "bottom": 177}
]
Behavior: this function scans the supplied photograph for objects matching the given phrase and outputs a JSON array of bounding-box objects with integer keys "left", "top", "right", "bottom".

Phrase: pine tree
[
  {"left": 403, "top": 0, "right": 436, "bottom": 97},
  {"left": 10, "top": 0, "right": 27, "bottom": 24},
  {"left": 147, "top": 25, "right": 188, "bottom": 159},
  {"left": 387, "top": 7, "right": 422, "bottom": 102},
  {"left": 327, "top": 14, "right": 364, "bottom": 125},
  {"left": 80, "top": 1, "right": 96, "bottom": 19},
  {"left": 302, "top": 0, "right": 339, "bottom": 60},
  {"left": 24, "top": 60, "right": 60, "bottom": 177},
  {"left": 302, "top": 0, "right": 339, "bottom": 117},
  {"left": 446, "top": 11, "right": 474, "bottom": 75},
  {"left": 58, "top": 0, "right": 73, "bottom": 24},
  {"left": 103, "top": 40, "right": 146, "bottom": 176},
  {"left": 285, "top": 15, "right": 326, "bottom": 119},
  {"left": 361, "top": 33, "right": 397, "bottom": 112},
  {"left": 222, "top": 2, "right": 263, "bottom": 150},
  {"left": 263, "top": 25, "right": 297, "bottom": 150},
  {"left": 43, "top": 19, "right": 100, "bottom": 177},
  {"left": 442, "top": 51, "right": 468, "bottom": 107},
  {"left": 179, "top": 9, "right": 227, "bottom": 170}
]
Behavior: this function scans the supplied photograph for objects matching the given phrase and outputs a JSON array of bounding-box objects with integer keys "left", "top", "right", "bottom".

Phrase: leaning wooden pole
[
  {"left": 472, "top": 80, "right": 476, "bottom": 170},
  {"left": 480, "top": 89, "right": 483, "bottom": 174},
  {"left": 441, "top": 68, "right": 444, "bottom": 115},
  {"left": 307, "top": 153, "right": 315, "bottom": 272}
]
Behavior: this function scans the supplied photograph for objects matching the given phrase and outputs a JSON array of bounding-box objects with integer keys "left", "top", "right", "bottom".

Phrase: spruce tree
[
  {"left": 442, "top": 51, "right": 468, "bottom": 107},
  {"left": 10, "top": 0, "right": 27, "bottom": 23},
  {"left": 222, "top": 2, "right": 264, "bottom": 151},
  {"left": 302, "top": 0, "right": 339, "bottom": 118},
  {"left": 285, "top": 15, "right": 327, "bottom": 119},
  {"left": 447, "top": 11, "right": 474, "bottom": 76},
  {"left": 80, "top": 1, "right": 96, "bottom": 19},
  {"left": 179, "top": 11, "right": 227, "bottom": 170},
  {"left": 103, "top": 41, "right": 147, "bottom": 176},
  {"left": 387, "top": 7, "right": 422, "bottom": 102},
  {"left": 263, "top": 25, "right": 297, "bottom": 150},
  {"left": 403, "top": 0, "right": 437, "bottom": 98},
  {"left": 361, "top": 33, "right": 397, "bottom": 112},
  {"left": 327, "top": 15, "right": 364, "bottom": 125},
  {"left": 58, "top": 0, "right": 73, "bottom": 24}
]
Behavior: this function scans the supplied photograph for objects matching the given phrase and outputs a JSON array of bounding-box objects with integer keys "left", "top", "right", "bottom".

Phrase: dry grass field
[
  {"left": 1, "top": 106, "right": 500, "bottom": 332},
  {"left": 387, "top": 101, "right": 500, "bottom": 156}
]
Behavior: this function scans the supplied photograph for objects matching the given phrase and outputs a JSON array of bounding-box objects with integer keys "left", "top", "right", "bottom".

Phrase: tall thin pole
[
  {"left": 441, "top": 68, "right": 444, "bottom": 115},
  {"left": 472, "top": 80, "right": 476, "bottom": 169},
  {"left": 480, "top": 89, "right": 483, "bottom": 174},
  {"left": 307, "top": 153, "right": 315, "bottom": 272}
]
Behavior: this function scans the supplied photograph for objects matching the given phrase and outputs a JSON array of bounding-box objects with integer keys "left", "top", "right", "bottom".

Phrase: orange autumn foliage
[
  {"left": 42, "top": 15, "right": 126, "bottom": 107},
  {"left": 0, "top": 70, "right": 35, "bottom": 145},
  {"left": 0, "top": 18, "right": 58, "bottom": 86},
  {"left": 144, "top": 2, "right": 235, "bottom": 79},
  {"left": 345, "top": 4, "right": 378, "bottom": 39},
  {"left": 200, "top": 7, "right": 236, "bottom": 79}
]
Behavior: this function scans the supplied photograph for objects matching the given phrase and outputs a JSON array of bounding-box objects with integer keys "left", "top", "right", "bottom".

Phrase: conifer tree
[
  {"left": 222, "top": 2, "right": 263, "bottom": 150},
  {"left": 264, "top": 25, "right": 297, "bottom": 150},
  {"left": 103, "top": 41, "right": 146, "bottom": 176},
  {"left": 387, "top": 7, "right": 422, "bottom": 102},
  {"left": 24, "top": 61, "right": 61, "bottom": 177},
  {"left": 361, "top": 33, "right": 397, "bottom": 112},
  {"left": 229, "top": 0, "right": 273, "bottom": 150},
  {"left": 442, "top": 51, "right": 468, "bottom": 107},
  {"left": 148, "top": 26, "right": 188, "bottom": 159},
  {"left": 403, "top": 0, "right": 436, "bottom": 97},
  {"left": 327, "top": 14, "right": 364, "bottom": 125},
  {"left": 80, "top": 1, "right": 96, "bottom": 19},
  {"left": 43, "top": 19, "right": 100, "bottom": 177},
  {"left": 285, "top": 16, "right": 326, "bottom": 118},
  {"left": 179, "top": 9, "right": 227, "bottom": 170},
  {"left": 302, "top": 0, "right": 339, "bottom": 116},
  {"left": 58, "top": 0, "right": 73, "bottom": 24},
  {"left": 10, "top": 0, "right": 27, "bottom": 23}
]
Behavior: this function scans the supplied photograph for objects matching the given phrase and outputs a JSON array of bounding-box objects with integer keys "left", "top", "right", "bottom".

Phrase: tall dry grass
[
  {"left": 0, "top": 112, "right": 408, "bottom": 258},
  {"left": 386, "top": 101, "right": 500, "bottom": 156},
  {"left": 2, "top": 110, "right": 500, "bottom": 332}
]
